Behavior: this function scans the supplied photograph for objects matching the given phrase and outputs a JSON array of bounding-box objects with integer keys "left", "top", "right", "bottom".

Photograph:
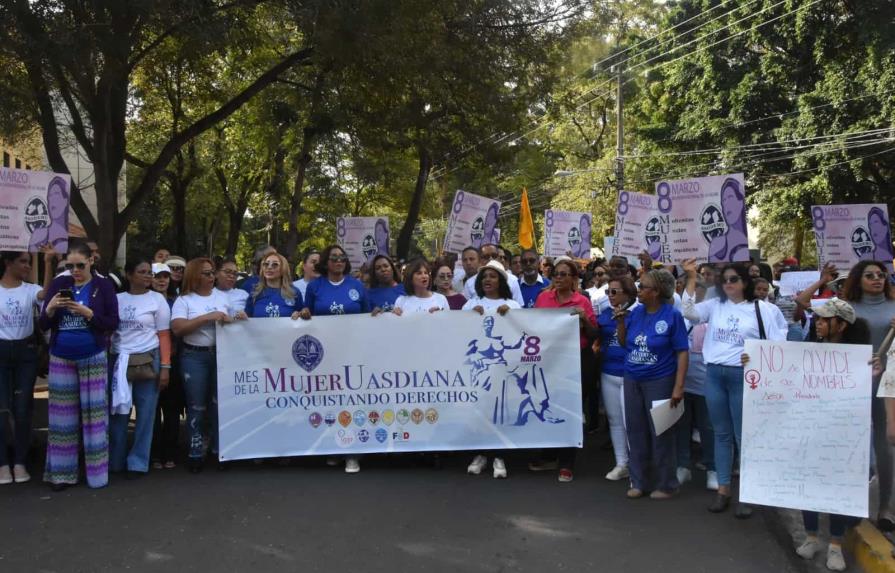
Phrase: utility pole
[{"left": 614, "top": 63, "right": 624, "bottom": 193}]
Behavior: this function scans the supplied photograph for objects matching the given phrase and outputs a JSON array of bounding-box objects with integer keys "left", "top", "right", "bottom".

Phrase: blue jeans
[
  {"left": 181, "top": 348, "right": 217, "bottom": 460},
  {"left": 705, "top": 364, "right": 744, "bottom": 487},
  {"left": 0, "top": 339, "right": 38, "bottom": 466},
  {"left": 803, "top": 511, "right": 859, "bottom": 538},
  {"left": 675, "top": 392, "right": 715, "bottom": 471},
  {"left": 624, "top": 375, "right": 678, "bottom": 493},
  {"left": 109, "top": 349, "right": 161, "bottom": 473}
]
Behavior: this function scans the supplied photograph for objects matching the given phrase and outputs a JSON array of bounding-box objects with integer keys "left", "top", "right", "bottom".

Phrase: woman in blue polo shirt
[
  {"left": 245, "top": 253, "right": 302, "bottom": 318},
  {"left": 615, "top": 268, "right": 688, "bottom": 500},
  {"left": 297, "top": 245, "right": 369, "bottom": 474},
  {"left": 366, "top": 255, "right": 404, "bottom": 313},
  {"left": 596, "top": 275, "right": 638, "bottom": 482}
]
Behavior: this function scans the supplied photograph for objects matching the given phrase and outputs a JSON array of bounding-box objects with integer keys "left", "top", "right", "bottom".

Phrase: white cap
[
  {"left": 480, "top": 260, "right": 508, "bottom": 281},
  {"left": 152, "top": 263, "right": 172, "bottom": 275}
]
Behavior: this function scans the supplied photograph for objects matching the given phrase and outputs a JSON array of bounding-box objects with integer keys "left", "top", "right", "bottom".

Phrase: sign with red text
[
  {"left": 216, "top": 310, "right": 583, "bottom": 460},
  {"left": 740, "top": 339, "right": 872, "bottom": 517}
]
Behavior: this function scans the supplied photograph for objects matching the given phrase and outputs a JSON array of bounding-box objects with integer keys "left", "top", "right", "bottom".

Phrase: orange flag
[{"left": 518, "top": 187, "right": 534, "bottom": 249}]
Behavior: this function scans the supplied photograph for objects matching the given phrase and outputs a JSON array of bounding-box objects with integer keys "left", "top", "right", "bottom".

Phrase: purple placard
[
  {"left": 336, "top": 216, "right": 390, "bottom": 268},
  {"left": 812, "top": 204, "right": 894, "bottom": 273},
  {"left": 443, "top": 190, "right": 501, "bottom": 254},
  {"left": 544, "top": 209, "right": 592, "bottom": 258},
  {"left": 0, "top": 167, "right": 71, "bottom": 252}
]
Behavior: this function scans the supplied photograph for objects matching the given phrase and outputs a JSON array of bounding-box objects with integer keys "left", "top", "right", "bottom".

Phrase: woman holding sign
[
  {"left": 682, "top": 260, "right": 786, "bottom": 517},
  {"left": 297, "top": 245, "right": 369, "bottom": 473},
  {"left": 615, "top": 269, "right": 689, "bottom": 499},
  {"left": 40, "top": 243, "right": 119, "bottom": 490}
]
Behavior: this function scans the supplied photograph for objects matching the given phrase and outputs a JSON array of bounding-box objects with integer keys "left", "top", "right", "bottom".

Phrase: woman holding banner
[
  {"left": 245, "top": 253, "right": 302, "bottom": 318},
  {"left": 215, "top": 258, "right": 248, "bottom": 318},
  {"left": 530, "top": 259, "right": 597, "bottom": 483},
  {"left": 433, "top": 262, "right": 467, "bottom": 310},
  {"left": 171, "top": 258, "right": 234, "bottom": 473},
  {"left": 682, "top": 260, "right": 786, "bottom": 517},
  {"left": 614, "top": 269, "right": 688, "bottom": 499},
  {"left": 595, "top": 275, "right": 637, "bottom": 481},
  {"left": 462, "top": 260, "right": 520, "bottom": 479},
  {"left": 797, "top": 260, "right": 895, "bottom": 530},
  {"left": 297, "top": 245, "right": 369, "bottom": 473},
  {"left": 41, "top": 243, "right": 119, "bottom": 490},
  {"left": 789, "top": 298, "right": 875, "bottom": 572},
  {"left": 367, "top": 255, "right": 404, "bottom": 313},
  {"left": 393, "top": 260, "right": 449, "bottom": 314}
]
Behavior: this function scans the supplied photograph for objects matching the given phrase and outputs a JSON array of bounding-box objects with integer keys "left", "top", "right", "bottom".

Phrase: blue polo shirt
[
  {"left": 366, "top": 285, "right": 405, "bottom": 313},
  {"left": 304, "top": 276, "right": 369, "bottom": 316},
  {"left": 598, "top": 306, "right": 626, "bottom": 377},
  {"left": 245, "top": 287, "right": 303, "bottom": 318},
  {"left": 518, "top": 276, "right": 550, "bottom": 308},
  {"left": 624, "top": 303, "right": 689, "bottom": 380}
]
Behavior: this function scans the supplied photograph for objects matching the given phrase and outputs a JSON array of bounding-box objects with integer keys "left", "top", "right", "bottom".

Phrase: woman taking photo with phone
[{"left": 40, "top": 243, "right": 119, "bottom": 490}]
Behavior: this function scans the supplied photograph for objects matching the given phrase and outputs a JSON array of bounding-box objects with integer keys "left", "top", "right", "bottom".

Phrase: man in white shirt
[
  {"left": 463, "top": 244, "right": 525, "bottom": 307},
  {"left": 453, "top": 246, "right": 480, "bottom": 292},
  {"left": 292, "top": 251, "right": 320, "bottom": 299}
]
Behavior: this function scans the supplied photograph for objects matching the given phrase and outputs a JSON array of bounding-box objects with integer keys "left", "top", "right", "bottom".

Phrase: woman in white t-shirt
[
  {"left": 109, "top": 258, "right": 172, "bottom": 477},
  {"left": 681, "top": 259, "right": 786, "bottom": 518},
  {"left": 214, "top": 258, "right": 248, "bottom": 318},
  {"left": 171, "top": 258, "right": 238, "bottom": 473},
  {"left": 461, "top": 260, "right": 520, "bottom": 480},
  {"left": 393, "top": 259, "right": 449, "bottom": 315},
  {"left": 0, "top": 250, "right": 53, "bottom": 485}
]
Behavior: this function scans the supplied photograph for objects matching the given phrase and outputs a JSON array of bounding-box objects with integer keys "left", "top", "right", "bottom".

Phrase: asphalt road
[{"left": 0, "top": 429, "right": 818, "bottom": 573}]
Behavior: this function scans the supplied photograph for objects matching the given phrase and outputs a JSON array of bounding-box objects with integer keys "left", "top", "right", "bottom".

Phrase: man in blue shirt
[{"left": 518, "top": 248, "right": 550, "bottom": 308}]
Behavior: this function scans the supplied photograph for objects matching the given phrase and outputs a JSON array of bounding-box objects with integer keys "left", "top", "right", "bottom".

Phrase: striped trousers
[{"left": 44, "top": 351, "right": 109, "bottom": 488}]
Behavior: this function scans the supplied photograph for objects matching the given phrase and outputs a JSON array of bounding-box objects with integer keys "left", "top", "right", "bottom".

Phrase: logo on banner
[
  {"left": 425, "top": 408, "right": 439, "bottom": 424},
  {"left": 309, "top": 412, "right": 323, "bottom": 428},
  {"left": 368, "top": 411, "right": 380, "bottom": 425},
  {"left": 338, "top": 410, "right": 352, "bottom": 427},
  {"left": 24, "top": 196, "right": 50, "bottom": 233},
  {"left": 353, "top": 410, "right": 366, "bottom": 427},
  {"left": 396, "top": 408, "right": 410, "bottom": 425},
  {"left": 336, "top": 429, "right": 355, "bottom": 448},
  {"left": 470, "top": 216, "right": 485, "bottom": 244},
  {"left": 375, "top": 428, "right": 388, "bottom": 443},
  {"left": 644, "top": 216, "right": 664, "bottom": 260},
  {"left": 361, "top": 234, "right": 378, "bottom": 260},
  {"left": 392, "top": 431, "right": 411, "bottom": 442},
  {"left": 851, "top": 226, "right": 873, "bottom": 258},
  {"left": 567, "top": 226, "right": 581, "bottom": 252},
  {"left": 382, "top": 409, "right": 395, "bottom": 426},
  {"left": 357, "top": 429, "right": 370, "bottom": 443},
  {"left": 700, "top": 204, "right": 727, "bottom": 242},
  {"left": 292, "top": 334, "right": 324, "bottom": 372},
  {"left": 465, "top": 316, "right": 564, "bottom": 426},
  {"left": 324, "top": 412, "right": 336, "bottom": 426},
  {"left": 411, "top": 408, "right": 424, "bottom": 424}
]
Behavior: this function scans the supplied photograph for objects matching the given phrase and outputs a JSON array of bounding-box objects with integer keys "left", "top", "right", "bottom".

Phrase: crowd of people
[{"left": 0, "top": 238, "right": 893, "bottom": 572}]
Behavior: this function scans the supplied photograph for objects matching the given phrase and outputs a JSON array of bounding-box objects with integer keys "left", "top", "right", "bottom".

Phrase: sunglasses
[
  {"left": 721, "top": 275, "right": 741, "bottom": 284},
  {"left": 200, "top": 271, "right": 215, "bottom": 277},
  {"left": 864, "top": 272, "right": 887, "bottom": 280},
  {"left": 329, "top": 255, "right": 348, "bottom": 263},
  {"left": 521, "top": 258, "right": 538, "bottom": 264},
  {"left": 608, "top": 288, "right": 625, "bottom": 296},
  {"left": 64, "top": 262, "right": 87, "bottom": 271},
  {"left": 262, "top": 262, "right": 281, "bottom": 269}
]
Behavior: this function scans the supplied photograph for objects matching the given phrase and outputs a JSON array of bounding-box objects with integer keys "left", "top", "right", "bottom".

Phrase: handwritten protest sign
[
  {"left": 778, "top": 271, "right": 821, "bottom": 297},
  {"left": 812, "top": 204, "right": 894, "bottom": 273},
  {"left": 544, "top": 210, "right": 591, "bottom": 258},
  {"left": 740, "top": 340, "right": 872, "bottom": 517},
  {"left": 443, "top": 190, "right": 501, "bottom": 254},
  {"left": 0, "top": 167, "right": 71, "bottom": 252},
  {"left": 336, "top": 217, "right": 390, "bottom": 268}
]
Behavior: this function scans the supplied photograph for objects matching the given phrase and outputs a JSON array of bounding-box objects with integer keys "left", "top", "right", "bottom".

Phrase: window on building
[
  {"left": 2, "top": 152, "right": 8, "bottom": 167},
  {"left": 14, "top": 159, "right": 21, "bottom": 169}
]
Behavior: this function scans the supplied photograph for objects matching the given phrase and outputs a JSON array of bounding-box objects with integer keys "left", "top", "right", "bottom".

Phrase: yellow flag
[{"left": 518, "top": 187, "right": 534, "bottom": 249}]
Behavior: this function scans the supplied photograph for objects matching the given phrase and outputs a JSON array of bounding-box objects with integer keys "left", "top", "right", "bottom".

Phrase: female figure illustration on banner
[
  {"left": 864, "top": 207, "right": 893, "bottom": 266},
  {"left": 709, "top": 178, "right": 748, "bottom": 262},
  {"left": 29, "top": 176, "right": 69, "bottom": 251}
]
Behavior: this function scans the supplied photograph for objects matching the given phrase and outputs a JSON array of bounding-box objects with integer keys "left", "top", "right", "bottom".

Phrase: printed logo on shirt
[
  {"left": 0, "top": 297, "right": 28, "bottom": 329},
  {"left": 265, "top": 301, "right": 281, "bottom": 317},
  {"left": 628, "top": 333, "right": 658, "bottom": 365},
  {"left": 608, "top": 331, "right": 620, "bottom": 347},
  {"left": 713, "top": 314, "right": 744, "bottom": 345},
  {"left": 348, "top": 289, "right": 360, "bottom": 302},
  {"left": 654, "top": 320, "right": 668, "bottom": 334},
  {"left": 120, "top": 304, "right": 143, "bottom": 331},
  {"left": 329, "top": 301, "right": 345, "bottom": 315}
]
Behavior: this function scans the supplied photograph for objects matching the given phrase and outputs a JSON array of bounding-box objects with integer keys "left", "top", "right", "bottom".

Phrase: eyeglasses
[
  {"left": 262, "top": 262, "right": 281, "bottom": 269},
  {"left": 329, "top": 255, "right": 348, "bottom": 263},
  {"left": 64, "top": 262, "right": 87, "bottom": 271},
  {"left": 721, "top": 275, "right": 741, "bottom": 284},
  {"left": 521, "top": 258, "right": 538, "bottom": 264},
  {"left": 864, "top": 272, "right": 887, "bottom": 280},
  {"left": 200, "top": 271, "right": 215, "bottom": 277}
]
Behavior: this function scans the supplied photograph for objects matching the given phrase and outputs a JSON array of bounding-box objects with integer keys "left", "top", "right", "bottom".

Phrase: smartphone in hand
[{"left": 58, "top": 288, "right": 73, "bottom": 299}]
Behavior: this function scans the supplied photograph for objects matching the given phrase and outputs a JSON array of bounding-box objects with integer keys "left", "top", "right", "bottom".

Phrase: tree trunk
[
  {"left": 172, "top": 178, "right": 187, "bottom": 257},
  {"left": 793, "top": 220, "right": 805, "bottom": 263},
  {"left": 396, "top": 145, "right": 432, "bottom": 259}
]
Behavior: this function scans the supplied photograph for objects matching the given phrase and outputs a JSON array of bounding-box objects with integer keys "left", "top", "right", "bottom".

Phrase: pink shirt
[{"left": 534, "top": 289, "right": 597, "bottom": 348}]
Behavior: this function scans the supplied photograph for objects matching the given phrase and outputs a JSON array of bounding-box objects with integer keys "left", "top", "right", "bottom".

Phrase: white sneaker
[
  {"left": 605, "top": 465, "right": 629, "bottom": 481},
  {"left": 0, "top": 466, "right": 11, "bottom": 485},
  {"left": 676, "top": 467, "right": 692, "bottom": 485},
  {"left": 492, "top": 457, "right": 507, "bottom": 479},
  {"left": 796, "top": 538, "right": 821, "bottom": 560},
  {"left": 706, "top": 470, "right": 719, "bottom": 491},
  {"left": 344, "top": 457, "right": 360, "bottom": 474},
  {"left": 826, "top": 544, "right": 846, "bottom": 571},
  {"left": 467, "top": 455, "right": 487, "bottom": 475},
  {"left": 12, "top": 465, "right": 30, "bottom": 483},
  {"left": 692, "top": 429, "right": 701, "bottom": 444}
]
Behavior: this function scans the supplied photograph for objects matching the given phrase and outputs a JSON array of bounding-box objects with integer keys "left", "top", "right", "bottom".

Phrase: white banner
[
  {"left": 443, "top": 190, "right": 501, "bottom": 254},
  {"left": 0, "top": 167, "right": 71, "bottom": 252},
  {"left": 336, "top": 216, "right": 390, "bottom": 269},
  {"left": 216, "top": 310, "right": 583, "bottom": 460},
  {"left": 740, "top": 340, "right": 872, "bottom": 517},
  {"left": 544, "top": 209, "right": 591, "bottom": 258}
]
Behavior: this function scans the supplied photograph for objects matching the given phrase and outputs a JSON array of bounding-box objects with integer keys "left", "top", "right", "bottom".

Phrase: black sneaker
[
  {"left": 734, "top": 502, "right": 753, "bottom": 519},
  {"left": 708, "top": 493, "right": 731, "bottom": 513}
]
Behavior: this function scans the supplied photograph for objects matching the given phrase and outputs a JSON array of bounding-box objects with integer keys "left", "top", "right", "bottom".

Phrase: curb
[{"left": 847, "top": 520, "right": 895, "bottom": 573}]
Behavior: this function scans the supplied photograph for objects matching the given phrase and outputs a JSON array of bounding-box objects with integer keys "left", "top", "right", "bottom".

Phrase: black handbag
[{"left": 127, "top": 352, "right": 157, "bottom": 381}]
